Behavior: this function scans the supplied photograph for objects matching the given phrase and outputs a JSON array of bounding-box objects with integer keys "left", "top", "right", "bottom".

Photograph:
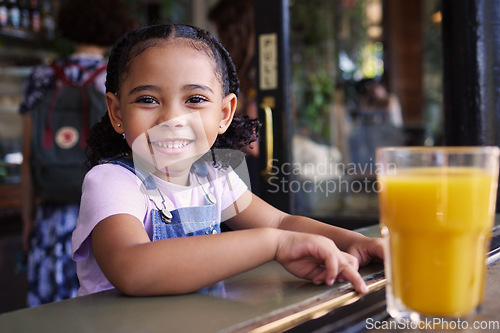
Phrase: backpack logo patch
[{"left": 55, "top": 126, "right": 79, "bottom": 149}]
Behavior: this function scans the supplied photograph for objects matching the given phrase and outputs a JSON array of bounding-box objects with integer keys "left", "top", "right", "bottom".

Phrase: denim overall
[
  {"left": 106, "top": 157, "right": 220, "bottom": 241},
  {"left": 106, "top": 157, "right": 227, "bottom": 296}
]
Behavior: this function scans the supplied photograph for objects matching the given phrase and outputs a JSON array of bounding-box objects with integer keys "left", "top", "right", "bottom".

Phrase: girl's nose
[{"left": 158, "top": 113, "right": 188, "bottom": 128}]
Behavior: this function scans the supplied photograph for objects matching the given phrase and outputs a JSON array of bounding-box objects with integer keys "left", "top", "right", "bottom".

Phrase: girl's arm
[
  {"left": 225, "top": 191, "right": 384, "bottom": 266},
  {"left": 92, "top": 211, "right": 367, "bottom": 296}
]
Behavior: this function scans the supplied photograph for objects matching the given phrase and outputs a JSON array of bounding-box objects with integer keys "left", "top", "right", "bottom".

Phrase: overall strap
[
  {"left": 103, "top": 157, "right": 175, "bottom": 222},
  {"left": 104, "top": 157, "right": 219, "bottom": 239},
  {"left": 105, "top": 157, "right": 214, "bottom": 190},
  {"left": 104, "top": 157, "right": 157, "bottom": 190}
]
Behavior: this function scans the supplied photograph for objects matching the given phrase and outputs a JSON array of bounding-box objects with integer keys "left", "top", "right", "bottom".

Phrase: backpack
[{"left": 30, "top": 62, "right": 107, "bottom": 203}]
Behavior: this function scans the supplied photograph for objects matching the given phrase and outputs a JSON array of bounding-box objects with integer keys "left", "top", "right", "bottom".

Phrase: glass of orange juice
[{"left": 376, "top": 146, "right": 499, "bottom": 324}]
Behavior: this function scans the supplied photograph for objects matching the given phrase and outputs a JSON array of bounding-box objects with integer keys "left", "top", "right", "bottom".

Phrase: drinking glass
[{"left": 376, "top": 146, "right": 499, "bottom": 323}]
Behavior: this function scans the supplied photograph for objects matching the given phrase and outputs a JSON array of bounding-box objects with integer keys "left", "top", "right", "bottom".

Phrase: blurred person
[
  {"left": 349, "top": 79, "right": 404, "bottom": 167},
  {"left": 19, "top": 0, "right": 135, "bottom": 307},
  {"left": 358, "top": 78, "right": 403, "bottom": 127}
]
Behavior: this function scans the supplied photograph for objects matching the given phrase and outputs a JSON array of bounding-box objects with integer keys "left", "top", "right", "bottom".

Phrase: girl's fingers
[
  {"left": 312, "top": 270, "right": 327, "bottom": 285},
  {"left": 322, "top": 250, "right": 367, "bottom": 293},
  {"left": 344, "top": 252, "right": 360, "bottom": 271},
  {"left": 347, "top": 237, "right": 385, "bottom": 266},
  {"left": 340, "top": 264, "right": 368, "bottom": 293},
  {"left": 281, "top": 233, "right": 368, "bottom": 293},
  {"left": 321, "top": 249, "right": 339, "bottom": 284}
]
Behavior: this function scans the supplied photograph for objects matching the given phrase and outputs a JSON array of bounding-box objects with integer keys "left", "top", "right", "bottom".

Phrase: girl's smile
[
  {"left": 151, "top": 139, "right": 193, "bottom": 150},
  {"left": 147, "top": 114, "right": 199, "bottom": 157}
]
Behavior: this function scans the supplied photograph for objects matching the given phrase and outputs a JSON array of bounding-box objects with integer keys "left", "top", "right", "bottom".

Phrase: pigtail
[
  {"left": 105, "top": 28, "right": 135, "bottom": 94},
  {"left": 85, "top": 30, "right": 137, "bottom": 168},
  {"left": 216, "top": 36, "right": 240, "bottom": 96},
  {"left": 201, "top": 28, "right": 261, "bottom": 151},
  {"left": 85, "top": 113, "right": 130, "bottom": 169}
]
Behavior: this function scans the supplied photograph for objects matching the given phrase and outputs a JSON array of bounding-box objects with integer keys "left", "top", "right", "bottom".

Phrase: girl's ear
[
  {"left": 218, "top": 93, "right": 237, "bottom": 134},
  {"left": 106, "top": 92, "right": 124, "bottom": 134}
]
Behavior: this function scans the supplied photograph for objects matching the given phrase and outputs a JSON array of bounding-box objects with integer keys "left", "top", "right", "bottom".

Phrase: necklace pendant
[
  {"left": 161, "top": 209, "right": 172, "bottom": 224},
  {"left": 206, "top": 193, "right": 217, "bottom": 204}
]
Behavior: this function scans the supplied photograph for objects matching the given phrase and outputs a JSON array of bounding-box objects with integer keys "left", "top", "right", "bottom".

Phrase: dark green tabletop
[
  {"left": 0, "top": 224, "right": 385, "bottom": 333},
  {"left": 2, "top": 224, "right": 499, "bottom": 333},
  {"left": 0, "top": 261, "right": 384, "bottom": 333}
]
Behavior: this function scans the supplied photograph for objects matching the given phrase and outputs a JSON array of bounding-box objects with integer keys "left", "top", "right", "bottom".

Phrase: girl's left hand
[
  {"left": 275, "top": 231, "right": 369, "bottom": 293},
  {"left": 345, "top": 236, "right": 385, "bottom": 267}
]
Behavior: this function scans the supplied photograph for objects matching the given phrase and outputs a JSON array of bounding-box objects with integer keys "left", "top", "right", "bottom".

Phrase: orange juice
[{"left": 378, "top": 167, "right": 496, "bottom": 317}]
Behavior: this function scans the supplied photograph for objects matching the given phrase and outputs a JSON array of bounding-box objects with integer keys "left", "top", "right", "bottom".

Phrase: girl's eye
[
  {"left": 187, "top": 95, "right": 208, "bottom": 104},
  {"left": 135, "top": 96, "right": 158, "bottom": 104}
]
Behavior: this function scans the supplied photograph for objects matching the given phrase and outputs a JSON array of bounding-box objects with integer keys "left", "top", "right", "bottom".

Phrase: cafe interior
[{"left": 1, "top": 0, "right": 500, "bottom": 332}]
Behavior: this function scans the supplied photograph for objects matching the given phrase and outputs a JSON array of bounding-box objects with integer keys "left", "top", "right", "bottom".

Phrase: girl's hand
[
  {"left": 274, "top": 231, "right": 368, "bottom": 294},
  {"left": 345, "top": 236, "right": 385, "bottom": 267}
]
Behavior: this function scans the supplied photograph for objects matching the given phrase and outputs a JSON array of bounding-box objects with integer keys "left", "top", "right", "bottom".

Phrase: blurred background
[{"left": 0, "top": 0, "right": 462, "bottom": 313}]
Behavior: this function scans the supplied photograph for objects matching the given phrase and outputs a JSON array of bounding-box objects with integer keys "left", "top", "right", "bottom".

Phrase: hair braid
[
  {"left": 85, "top": 30, "right": 137, "bottom": 169},
  {"left": 203, "top": 27, "right": 261, "bottom": 150},
  {"left": 213, "top": 33, "right": 240, "bottom": 96}
]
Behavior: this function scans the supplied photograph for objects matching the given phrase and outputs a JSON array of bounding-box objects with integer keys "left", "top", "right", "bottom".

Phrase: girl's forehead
[
  {"left": 131, "top": 37, "right": 215, "bottom": 63},
  {"left": 118, "top": 41, "right": 224, "bottom": 94},
  {"left": 128, "top": 43, "right": 217, "bottom": 76},
  {"left": 122, "top": 38, "right": 223, "bottom": 87},
  {"left": 124, "top": 39, "right": 218, "bottom": 76}
]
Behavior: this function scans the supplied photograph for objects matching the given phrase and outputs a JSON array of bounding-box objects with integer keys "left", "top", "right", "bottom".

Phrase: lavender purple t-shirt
[{"left": 71, "top": 162, "right": 248, "bottom": 296}]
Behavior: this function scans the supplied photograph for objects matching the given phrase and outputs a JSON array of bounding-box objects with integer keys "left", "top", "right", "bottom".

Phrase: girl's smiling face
[{"left": 107, "top": 40, "right": 236, "bottom": 184}]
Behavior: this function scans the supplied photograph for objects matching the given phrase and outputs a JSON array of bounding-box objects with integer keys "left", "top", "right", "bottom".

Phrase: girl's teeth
[{"left": 154, "top": 140, "right": 189, "bottom": 149}]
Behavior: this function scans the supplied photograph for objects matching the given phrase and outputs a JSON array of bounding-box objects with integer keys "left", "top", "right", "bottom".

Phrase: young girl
[{"left": 72, "top": 24, "right": 384, "bottom": 297}]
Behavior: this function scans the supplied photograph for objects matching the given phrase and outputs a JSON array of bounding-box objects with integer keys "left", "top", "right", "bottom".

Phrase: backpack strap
[
  {"left": 43, "top": 64, "right": 69, "bottom": 149},
  {"left": 80, "top": 63, "right": 107, "bottom": 146},
  {"left": 52, "top": 62, "right": 107, "bottom": 87},
  {"left": 83, "top": 63, "right": 107, "bottom": 86},
  {"left": 51, "top": 63, "right": 72, "bottom": 85}
]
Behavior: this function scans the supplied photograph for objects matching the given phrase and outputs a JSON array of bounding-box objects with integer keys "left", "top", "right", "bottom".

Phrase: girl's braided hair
[{"left": 86, "top": 24, "right": 260, "bottom": 168}]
